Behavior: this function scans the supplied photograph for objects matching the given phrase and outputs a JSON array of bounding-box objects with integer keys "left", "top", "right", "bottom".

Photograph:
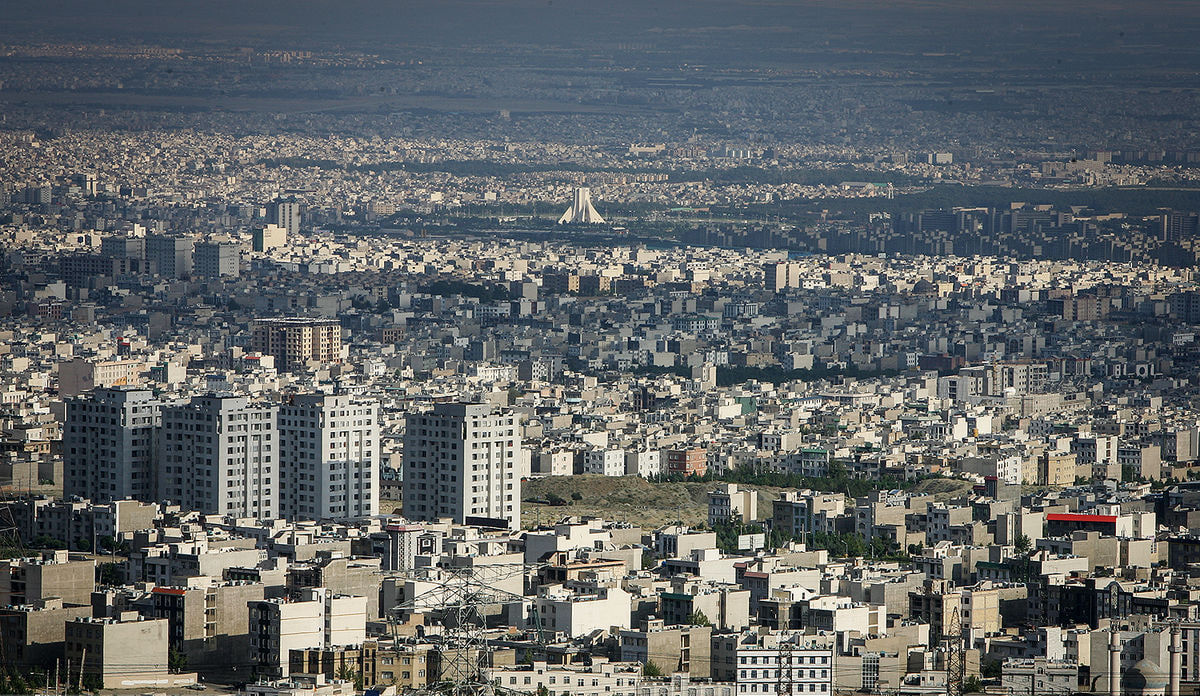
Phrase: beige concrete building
[
  {"left": 67, "top": 612, "right": 197, "bottom": 689},
  {"left": 659, "top": 578, "right": 751, "bottom": 631},
  {"left": 57, "top": 358, "right": 145, "bottom": 397},
  {"left": 708, "top": 484, "right": 758, "bottom": 526},
  {"left": 287, "top": 554, "right": 383, "bottom": 619},
  {"left": 250, "top": 318, "right": 343, "bottom": 372},
  {"left": 288, "top": 639, "right": 437, "bottom": 691},
  {"left": 0, "top": 596, "right": 92, "bottom": 668},
  {"left": 0, "top": 551, "right": 95, "bottom": 606},
  {"left": 619, "top": 618, "right": 712, "bottom": 678},
  {"left": 149, "top": 580, "right": 266, "bottom": 680},
  {"left": 253, "top": 224, "right": 287, "bottom": 252},
  {"left": 1040, "top": 450, "right": 1078, "bottom": 486}
]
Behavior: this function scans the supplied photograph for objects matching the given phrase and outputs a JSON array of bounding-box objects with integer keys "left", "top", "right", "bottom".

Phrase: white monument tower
[{"left": 557, "top": 187, "right": 605, "bottom": 224}]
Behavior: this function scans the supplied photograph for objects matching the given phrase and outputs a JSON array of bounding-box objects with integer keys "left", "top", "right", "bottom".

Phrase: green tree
[
  {"left": 98, "top": 562, "right": 123, "bottom": 586},
  {"left": 1014, "top": 533, "right": 1032, "bottom": 556},
  {"left": 336, "top": 663, "right": 363, "bottom": 690},
  {"left": 963, "top": 675, "right": 984, "bottom": 693},
  {"left": 81, "top": 674, "right": 102, "bottom": 692},
  {"left": 642, "top": 661, "right": 664, "bottom": 678},
  {"left": 981, "top": 659, "right": 1002, "bottom": 679},
  {"left": 169, "top": 648, "right": 189, "bottom": 673},
  {"left": 31, "top": 535, "right": 66, "bottom": 550},
  {"left": 8, "top": 671, "right": 30, "bottom": 695},
  {"left": 686, "top": 610, "right": 712, "bottom": 626}
]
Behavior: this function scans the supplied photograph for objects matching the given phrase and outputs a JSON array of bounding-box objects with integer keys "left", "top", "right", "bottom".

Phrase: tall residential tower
[
  {"left": 402, "top": 402, "right": 520, "bottom": 529},
  {"left": 160, "top": 395, "right": 278, "bottom": 518},
  {"left": 278, "top": 394, "right": 379, "bottom": 521},
  {"left": 63, "top": 386, "right": 166, "bottom": 502}
]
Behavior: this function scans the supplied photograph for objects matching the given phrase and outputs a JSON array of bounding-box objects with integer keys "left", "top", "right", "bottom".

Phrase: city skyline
[{"left": 1, "top": 3, "right": 1200, "bottom": 696}]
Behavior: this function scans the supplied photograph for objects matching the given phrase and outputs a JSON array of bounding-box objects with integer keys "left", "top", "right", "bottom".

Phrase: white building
[
  {"left": 145, "top": 233, "right": 194, "bottom": 279},
  {"left": 1000, "top": 658, "right": 1077, "bottom": 696},
  {"left": 278, "top": 394, "right": 379, "bottom": 520},
  {"left": 487, "top": 660, "right": 658, "bottom": 696},
  {"left": 269, "top": 200, "right": 302, "bottom": 235},
  {"left": 533, "top": 585, "right": 632, "bottom": 636},
  {"left": 194, "top": 241, "right": 240, "bottom": 278},
  {"left": 583, "top": 448, "right": 626, "bottom": 476},
  {"left": 709, "top": 484, "right": 758, "bottom": 526},
  {"left": 63, "top": 386, "right": 166, "bottom": 502},
  {"left": 160, "top": 395, "right": 278, "bottom": 518},
  {"left": 712, "top": 632, "right": 834, "bottom": 696},
  {"left": 248, "top": 588, "right": 367, "bottom": 678},
  {"left": 625, "top": 449, "right": 662, "bottom": 477},
  {"left": 402, "top": 402, "right": 521, "bottom": 530}
]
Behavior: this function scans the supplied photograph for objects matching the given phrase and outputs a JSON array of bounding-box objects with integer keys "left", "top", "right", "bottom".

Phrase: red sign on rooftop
[{"left": 1047, "top": 513, "right": 1117, "bottom": 523}]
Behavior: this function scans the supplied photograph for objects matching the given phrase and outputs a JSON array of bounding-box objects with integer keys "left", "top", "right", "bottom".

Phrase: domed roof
[{"left": 1123, "top": 658, "right": 1169, "bottom": 693}]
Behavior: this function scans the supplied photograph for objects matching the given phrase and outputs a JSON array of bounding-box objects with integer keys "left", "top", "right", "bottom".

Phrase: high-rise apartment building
[
  {"left": 252, "top": 223, "right": 287, "bottom": 252},
  {"left": 402, "top": 402, "right": 521, "bottom": 530},
  {"left": 278, "top": 394, "right": 379, "bottom": 521},
  {"left": 100, "top": 236, "right": 144, "bottom": 260},
  {"left": 63, "top": 386, "right": 165, "bottom": 502},
  {"left": 194, "top": 241, "right": 240, "bottom": 278},
  {"left": 1163, "top": 211, "right": 1199, "bottom": 243},
  {"left": 144, "top": 234, "right": 194, "bottom": 279},
  {"left": 160, "top": 395, "right": 278, "bottom": 518},
  {"left": 250, "top": 318, "right": 343, "bottom": 372},
  {"left": 764, "top": 261, "right": 803, "bottom": 292},
  {"left": 268, "top": 200, "right": 302, "bottom": 235}
]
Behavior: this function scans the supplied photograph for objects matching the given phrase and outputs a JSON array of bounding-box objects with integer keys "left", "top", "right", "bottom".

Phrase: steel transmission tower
[
  {"left": 943, "top": 607, "right": 965, "bottom": 696},
  {"left": 776, "top": 636, "right": 795, "bottom": 696},
  {"left": 0, "top": 501, "right": 23, "bottom": 553},
  {"left": 388, "top": 561, "right": 547, "bottom": 696}
]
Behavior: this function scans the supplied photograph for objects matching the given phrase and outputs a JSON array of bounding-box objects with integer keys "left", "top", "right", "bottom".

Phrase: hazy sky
[{"left": 6, "top": 0, "right": 1200, "bottom": 59}]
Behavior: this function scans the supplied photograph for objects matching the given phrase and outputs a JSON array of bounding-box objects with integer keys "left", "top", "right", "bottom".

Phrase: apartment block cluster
[
  {"left": 7, "top": 467, "right": 1200, "bottom": 696},
  {"left": 1, "top": 179, "right": 1200, "bottom": 696}
]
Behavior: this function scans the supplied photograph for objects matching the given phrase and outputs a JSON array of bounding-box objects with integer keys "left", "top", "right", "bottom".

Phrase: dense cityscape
[{"left": 4, "top": 3, "right": 1200, "bottom": 696}]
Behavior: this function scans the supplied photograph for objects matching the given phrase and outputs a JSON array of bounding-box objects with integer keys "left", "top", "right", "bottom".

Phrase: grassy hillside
[
  {"left": 522, "top": 475, "right": 785, "bottom": 529},
  {"left": 521, "top": 475, "right": 973, "bottom": 530},
  {"left": 385, "top": 474, "right": 975, "bottom": 531}
]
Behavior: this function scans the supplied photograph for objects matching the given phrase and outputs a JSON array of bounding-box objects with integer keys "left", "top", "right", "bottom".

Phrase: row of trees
[
  {"left": 708, "top": 520, "right": 909, "bottom": 561},
  {"left": 0, "top": 667, "right": 101, "bottom": 694}
]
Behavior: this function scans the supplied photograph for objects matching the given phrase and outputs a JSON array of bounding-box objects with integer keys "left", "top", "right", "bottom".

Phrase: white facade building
[
  {"left": 194, "top": 241, "right": 240, "bottom": 278},
  {"left": 402, "top": 402, "right": 521, "bottom": 529},
  {"left": 625, "top": 449, "right": 663, "bottom": 477},
  {"left": 533, "top": 586, "right": 632, "bottom": 636},
  {"left": 713, "top": 633, "right": 834, "bottom": 696},
  {"left": 160, "top": 395, "right": 278, "bottom": 518},
  {"left": 248, "top": 587, "right": 367, "bottom": 678},
  {"left": 278, "top": 394, "right": 379, "bottom": 520},
  {"left": 64, "top": 386, "right": 166, "bottom": 502},
  {"left": 583, "top": 448, "right": 626, "bottom": 476}
]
